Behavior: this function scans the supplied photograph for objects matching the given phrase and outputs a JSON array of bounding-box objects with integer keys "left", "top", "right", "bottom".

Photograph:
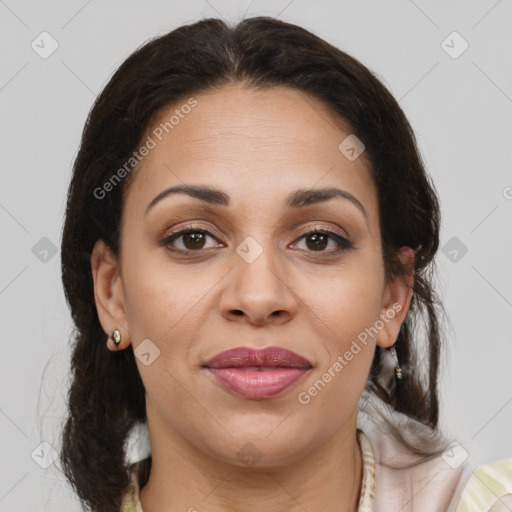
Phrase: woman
[{"left": 59, "top": 16, "right": 512, "bottom": 512}]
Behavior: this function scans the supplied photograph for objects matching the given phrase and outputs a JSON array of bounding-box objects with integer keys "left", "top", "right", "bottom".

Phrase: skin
[{"left": 91, "top": 83, "right": 414, "bottom": 512}]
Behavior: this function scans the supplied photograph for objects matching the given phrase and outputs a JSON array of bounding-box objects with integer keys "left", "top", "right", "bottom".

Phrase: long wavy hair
[{"left": 60, "top": 16, "right": 447, "bottom": 512}]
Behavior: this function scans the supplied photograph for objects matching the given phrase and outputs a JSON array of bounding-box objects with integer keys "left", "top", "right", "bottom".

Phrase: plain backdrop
[{"left": 1, "top": 1, "right": 511, "bottom": 510}]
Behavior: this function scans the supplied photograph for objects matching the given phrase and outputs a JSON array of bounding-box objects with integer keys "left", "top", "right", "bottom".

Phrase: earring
[
  {"left": 390, "top": 345, "right": 402, "bottom": 379},
  {"left": 111, "top": 329, "right": 121, "bottom": 346},
  {"left": 385, "top": 328, "right": 402, "bottom": 380}
]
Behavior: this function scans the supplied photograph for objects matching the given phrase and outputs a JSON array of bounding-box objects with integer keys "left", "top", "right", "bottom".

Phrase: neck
[{"left": 139, "top": 415, "right": 363, "bottom": 512}]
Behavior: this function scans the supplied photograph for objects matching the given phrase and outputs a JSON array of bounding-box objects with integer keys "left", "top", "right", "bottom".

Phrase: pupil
[
  {"left": 184, "top": 232, "right": 204, "bottom": 249},
  {"left": 307, "top": 233, "right": 327, "bottom": 251}
]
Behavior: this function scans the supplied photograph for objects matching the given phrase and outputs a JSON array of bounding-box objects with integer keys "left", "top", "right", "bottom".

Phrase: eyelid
[
  {"left": 159, "top": 221, "right": 225, "bottom": 242},
  {"left": 160, "top": 221, "right": 353, "bottom": 258},
  {"left": 294, "top": 222, "right": 349, "bottom": 240},
  {"left": 160, "top": 221, "right": 350, "bottom": 244}
]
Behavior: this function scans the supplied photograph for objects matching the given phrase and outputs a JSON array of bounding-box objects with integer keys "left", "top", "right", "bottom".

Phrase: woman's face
[{"left": 93, "top": 83, "right": 412, "bottom": 467}]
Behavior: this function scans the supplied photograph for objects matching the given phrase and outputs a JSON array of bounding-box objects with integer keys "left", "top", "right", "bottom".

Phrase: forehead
[{"left": 124, "top": 83, "right": 378, "bottom": 224}]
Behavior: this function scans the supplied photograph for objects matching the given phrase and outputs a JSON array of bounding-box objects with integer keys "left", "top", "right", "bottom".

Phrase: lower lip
[{"left": 206, "top": 367, "right": 310, "bottom": 400}]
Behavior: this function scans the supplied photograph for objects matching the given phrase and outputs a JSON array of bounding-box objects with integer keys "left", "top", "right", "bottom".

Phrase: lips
[
  {"left": 204, "top": 346, "right": 312, "bottom": 370},
  {"left": 203, "top": 346, "right": 312, "bottom": 400}
]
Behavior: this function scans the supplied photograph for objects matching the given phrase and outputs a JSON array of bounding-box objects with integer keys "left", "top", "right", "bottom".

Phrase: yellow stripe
[{"left": 455, "top": 458, "right": 512, "bottom": 511}]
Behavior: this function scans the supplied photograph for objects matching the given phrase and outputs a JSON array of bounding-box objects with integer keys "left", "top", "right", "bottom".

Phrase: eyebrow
[{"left": 144, "top": 184, "right": 367, "bottom": 219}]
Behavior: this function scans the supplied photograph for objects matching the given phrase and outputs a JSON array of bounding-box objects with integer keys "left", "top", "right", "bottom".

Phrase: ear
[
  {"left": 376, "top": 246, "right": 415, "bottom": 350},
  {"left": 90, "top": 239, "right": 130, "bottom": 351}
]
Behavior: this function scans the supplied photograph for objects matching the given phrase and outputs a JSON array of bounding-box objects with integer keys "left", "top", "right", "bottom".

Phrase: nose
[{"left": 219, "top": 241, "right": 298, "bottom": 326}]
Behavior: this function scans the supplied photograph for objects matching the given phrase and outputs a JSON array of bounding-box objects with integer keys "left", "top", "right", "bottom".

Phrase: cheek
[
  {"left": 121, "top": 239, "right": 205, "bottom": 338},
  {"left": 302, "top": 258, "right": 383, "bottom": 397},
  {"left": 308, "top": 258, "right": 384, "bottom": 343},
  {"left": 120, "top": 247, "right": 214, "bottom": 389},
  {"left": 296, "top": 281, "right": 380, "bottom": 427},
  {"left": 123, "top": 272, "right": 178, "bottom": 339}
]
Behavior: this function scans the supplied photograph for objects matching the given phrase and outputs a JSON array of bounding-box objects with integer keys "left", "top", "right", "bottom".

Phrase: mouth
[{"left": 203, "top": 346, "right": 312, "bottom": 400}]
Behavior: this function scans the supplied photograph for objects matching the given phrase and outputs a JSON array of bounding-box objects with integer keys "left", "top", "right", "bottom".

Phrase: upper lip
[{"left": 203, "top": 346, "right": 312, "bottom": 370}]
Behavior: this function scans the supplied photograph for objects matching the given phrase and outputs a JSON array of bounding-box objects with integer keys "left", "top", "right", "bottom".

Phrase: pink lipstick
[{"left": 203, "top": 346, "right": 312, "bottom": 400}]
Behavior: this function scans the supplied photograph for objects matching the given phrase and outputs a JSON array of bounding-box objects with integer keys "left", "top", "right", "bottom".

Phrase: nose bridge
[
  {"left": 221, "top": 231, "right": 298, "bottom": 324},
  {"left": 234, "top": 232, "right": 285, "bottom": 294}
]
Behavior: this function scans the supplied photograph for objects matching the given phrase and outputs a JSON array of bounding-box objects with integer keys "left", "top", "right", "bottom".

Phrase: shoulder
[
  {"left": 360, "top": 418, "right": 510, "bottom": 512},
  {"left": 454, "top": 458, "right": 512, "bottom": 511}
]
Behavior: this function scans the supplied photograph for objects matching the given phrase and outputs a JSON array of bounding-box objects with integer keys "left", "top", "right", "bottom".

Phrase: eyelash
[{"left": 160, "top": 224, "right": 353, "bottom": 257}]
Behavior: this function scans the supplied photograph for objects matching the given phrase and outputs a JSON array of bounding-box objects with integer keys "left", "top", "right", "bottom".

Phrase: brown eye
[
  {"left": 160, "top": 225, "right": 352, "bottom": 257},
  {"left": 293, "top": 228, "right": 353, "bottom": 255},
  {"left": 181, "top": 232, "right": 207, "bottom": 250},
  {"left": 161, "top": 228, "right": 222, "bottom": 253},
  {"left": 305, "top": 232, "right": 329, "bottom": 251}
]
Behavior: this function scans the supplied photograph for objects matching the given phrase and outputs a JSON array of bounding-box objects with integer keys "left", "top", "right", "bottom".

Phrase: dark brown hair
[{"left": 60, "top": 16, "right": 446, "bottom": 512}]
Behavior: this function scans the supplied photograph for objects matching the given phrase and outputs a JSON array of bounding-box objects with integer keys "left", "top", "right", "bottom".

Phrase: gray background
[{"left": 1, "top": 0, "right": 511, "bottom": 510}]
